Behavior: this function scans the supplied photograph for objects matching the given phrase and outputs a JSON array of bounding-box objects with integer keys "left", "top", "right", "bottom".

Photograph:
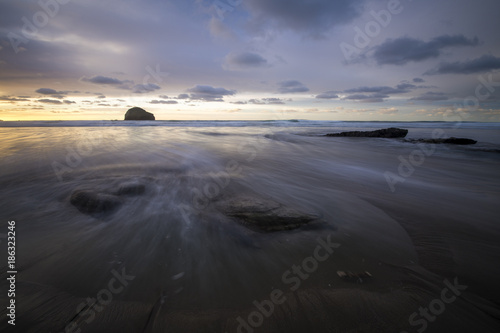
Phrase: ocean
[{"left": 1, "top": 121, "right": 499, "bottom": 332}]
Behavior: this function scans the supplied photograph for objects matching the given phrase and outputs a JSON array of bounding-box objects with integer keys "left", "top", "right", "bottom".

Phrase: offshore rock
[
  {"left": 405, "top": 137, "right": 477, "bottom": 145},
  {"left": 124, "top": 107, "right": 155, "bottom": 120},
  {"left": 326, "top": 127, "right": 408, "bottom": 138}
]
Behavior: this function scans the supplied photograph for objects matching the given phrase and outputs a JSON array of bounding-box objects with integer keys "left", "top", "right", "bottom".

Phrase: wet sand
[{"left": 0, "top": 125, "right": 499, "bottom": 332}]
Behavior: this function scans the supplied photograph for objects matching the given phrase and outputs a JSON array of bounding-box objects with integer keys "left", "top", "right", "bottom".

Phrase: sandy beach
[{"left": 0, "top": 122, "right": 499, "bottom": 332}]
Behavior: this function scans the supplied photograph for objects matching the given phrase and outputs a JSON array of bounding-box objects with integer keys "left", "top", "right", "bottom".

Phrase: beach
[{"left": 0, "top": 121, "right": 499, "bottom": 332}]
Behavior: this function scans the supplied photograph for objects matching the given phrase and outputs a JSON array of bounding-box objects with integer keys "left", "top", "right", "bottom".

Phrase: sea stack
[{"left": 124, "top": 107, "right": 155, "bottom": 120}]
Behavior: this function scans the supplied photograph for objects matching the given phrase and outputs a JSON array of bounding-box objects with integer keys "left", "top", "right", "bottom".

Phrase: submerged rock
[
  {"left": 218, "top": 196, "right": 319, "bottom": 232},
  {"left": 326, "top": 127, "right": 408, "bottom": 138},
  {"left": 70, "top": 190, "right": 121, "bottom": 215},
  {"left": 337, "top": 271, "right": 373, "bottom": 283},
  {"left": 124, "top": 107, "right": 155, "bottom": 120},
  {"left": 405, "top": 137, "right": 477, "bottom": 145},
  {"left": 116, "top": 182, "right": 146, "bottom": 196}
]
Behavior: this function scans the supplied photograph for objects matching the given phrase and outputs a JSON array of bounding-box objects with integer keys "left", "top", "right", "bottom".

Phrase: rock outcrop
[
  {"left": 217, "top": 196, "right": 320, "bottom": 232},
  {"left": 405, "top": 137, "right": 477, "bottom": 145},
  {"left": 325, "top": 127, "right": 408, "bottom": 138},
  {"left": 70, "top": 190, "right": 122, "bottom": 215},
  {"left": 124, "top": 107, "right": 155, "bottom": 120},
  {"left": 115, "top": 182, "right": 146, "bottom": 196}
]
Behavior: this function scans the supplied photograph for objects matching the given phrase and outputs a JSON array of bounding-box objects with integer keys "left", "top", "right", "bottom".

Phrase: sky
[{"left": 1, "top": 0, "right": 500, "bottom": 121}]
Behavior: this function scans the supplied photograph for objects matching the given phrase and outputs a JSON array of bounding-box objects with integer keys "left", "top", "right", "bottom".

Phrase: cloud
[
  {"left": 245, "top": 0, "right": 364, "bottom": 37},
  {"left": 343, "top": 93, "right": 388, "bottom": 103},
  {"left": 81, "top": 75, "right": 160, "bottom": 93},
  {"left": 81, "top": 76, "right": 125, "bottom": 85},
  {"left": 396, "top": 83, "right": 417, "bottom": 90},
  {"left": 63, "top": 100, "right": 76, "bottom": 104},
  {"left": 424, "top": 54, "right": 500, "bottom": 75},
  {"left": 316, "top": 91, "right": 339, "bottom": 99},
  {"left": 372, "top": 35, "right": 479, "bottom": 65},
  {"left": 177, "top": 94, "right": 190, "bottom": 99},
  {"left": 278, "top": 80, "right": 309, "bottom": 93},
  {"left": 339, "top": 83, "right": 419, "bottom": 102},
  {"left": 248, "top": 98, "right": 286, "bottom": 105},
  {"left": 132, "top": 83, "right": 161, "bottom": 93},
  {"left": 0, "top": 96, "right": 30, "bottom": 102},
  {"left": 413, "top": 78, "right": 425, "bottom": 83},
  {"left": 345, "top": 85, "right": 410, "bottom": 94},
  {"left": 38, "top": 99, "right": 63, "bottom": 104},
  {"left": 224, "top": 52, "right": 269, "bottom": 70},
  {"left": 409, "top": 92, "right": 449, "bottom": 101},
  {"left": 186, "top": 85, "right": 236, "bottom": 101},
  {"left": 149, "top": 100, "right": 178, "bottom": 104},
  {"left": 36, "top": 88, "right": 66, "bottom": 95}
]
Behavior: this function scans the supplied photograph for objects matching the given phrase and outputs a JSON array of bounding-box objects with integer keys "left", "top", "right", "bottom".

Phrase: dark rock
[
  {"left": 326, "top": 127, "right": 408, "bottom": 138},
  {"left": 218, "top": 196, "right": 319, "bottom": 232},
  {"left": 116, "top": 182, "right": 146, "bottom": 196},
  {"left": 70, "top": 190, "right": 121, "bottom": 215},
  {"left": 124, "top": 107, "right": 155, "bottom": 121},
  {"left": 405, "top": 137, "right": 477, "bottom": 145}
]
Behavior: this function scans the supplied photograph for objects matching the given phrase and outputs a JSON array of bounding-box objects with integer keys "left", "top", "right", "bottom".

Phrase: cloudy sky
[{"left": 1, "top": 0, "right": 500, "bottom": 121}]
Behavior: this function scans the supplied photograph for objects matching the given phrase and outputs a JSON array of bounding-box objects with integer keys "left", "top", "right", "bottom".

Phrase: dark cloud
[
  {"left": 63, "top": 100, "right": 76, "bottom": 104},
  {"left": 345, "top": 85, "right": 410, "bottom": 94},
  {"left": 36, "top": 88, "right": 65, "bottom": 95},
  {"left": 132, "top": 83, "right": 161, "bottom": 94},
  {"left": 343, "top": 93, "right": 388, "bottom": 103},
  {"left": 245, "top": 0, "right": 364, "bottom": 37},
  {"left": 316, "top": 91, "right": 339, "bottom": 99},
  {"left": 224, "top": 52, "right": 268, "bottom": 69},
  {"left": 396, "top": 83, "right": 417, "bottom": 90},
  {"left": 372, "top": 35, "right": 479, "bottom": 65},
  {"left": 424, "top": 54, "right": 500, "bottom": 75},
  {"left": 0, "top": 96, "right": 29, "bottom": 102},
  {"left": 248, "top": 98, "right": 286, "bottom": 105},
  {"left": 38, "top": 99, "right": 63, "bottom": 104},
  {"left": 413, "top": 78, "right": 425, "bottom": 83},
  {"left": 410, "top": 92, "right": 449, "bottom": 101},
  {"left": 81, "top": 76, "right": 159, "bottom": 93},
  {"left": 186, "top": 85, "right": 236, "bottom": 101},
  {"left": 177, "top": 94, "right": 190, "bottom": 99},
  {"left": 149, "top": 100, "right": 178, "bottom": 104},
  {"left": 81, "top": 76, "right": 124, "bottom": 85},
  {"left": 278, "top": 80, "right": 309, "bottom": 93}
]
